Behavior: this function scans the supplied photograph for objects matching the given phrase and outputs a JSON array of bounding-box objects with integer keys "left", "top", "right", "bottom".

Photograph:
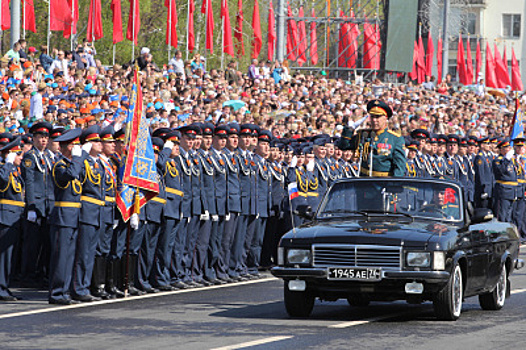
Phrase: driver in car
[{"left": 419, "top": 188, "right": 460, "bottom": 220}]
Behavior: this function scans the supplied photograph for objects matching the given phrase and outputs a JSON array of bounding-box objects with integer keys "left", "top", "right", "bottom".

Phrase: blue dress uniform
[
  {"left": 193, "top": 126, "right": 217, "bottom": 286},
  {"left": 512, "top": 138, "right": 526, "bottom": 237},
  {"left": 0, "top": 138, "right": 25, "bottom": 301},
  {"left": 91, "top": 126, "right": 117, "bottom": 299},
  {"left": 222, "top": 125, "right": 242, "bottom": 280},
  {"left": 246, "top": 131, "right": 272, "bottom": 276},
  {"left": 206, "top": 126, "right": 230, "bottom": 282},
  {"left": 154, "top": 131, "right": 183, "bottom": 290},
  {"left": 72, "top": 126, "right": 105, "bottom": 302},
  {"left": 21, "top": 121, "right": 55, "bottom": 286},
  {"left": 474, "top": 138, "right": 494, "bottom": 209},
  {"left": 232, "top": 125, "right": 256, "bottom": 280},
  {"left": 338, "top": 100, "right": 406, "bottom": 177},
  {"left": 284, "top": 147, "right": 309, "bottom": 230},
  {"left": 47, "top": 129, "right": 85, "bottom": 304},
  {"left": 137, "top": 138, "right": 167, "bottom": 293},
  {"left": 492, "top": 139, "right": 518, "bottom": 223},
  {"left": 405, "top": 143, "right": 420, "bottom": 178}
]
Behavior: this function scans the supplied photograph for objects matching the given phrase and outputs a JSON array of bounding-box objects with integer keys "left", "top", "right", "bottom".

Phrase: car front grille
[{"left": 312, "top": 244, "right": 402, "bottom": 270}]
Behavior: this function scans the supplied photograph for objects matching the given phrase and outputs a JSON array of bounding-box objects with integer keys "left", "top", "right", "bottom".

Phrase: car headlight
[
  {"left": 433, "top": 251, "right": 446, "bottom": 270},
  {"left": 277, "top": 247, "right": 284, "bottom": 266},
  {"left": 287, "top": 249, "right": 311, "bottom": 264},
  {"left": 407, "top": 252, "right": 431, "bottom": 267}
]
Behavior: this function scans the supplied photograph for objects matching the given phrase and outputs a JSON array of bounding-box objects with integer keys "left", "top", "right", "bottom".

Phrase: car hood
[{"left": 281, "top": 219, "right": 460, "bottom": 249}]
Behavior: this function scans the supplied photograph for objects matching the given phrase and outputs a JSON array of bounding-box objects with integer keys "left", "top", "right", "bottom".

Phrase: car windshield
[{"left": 318, "top": 179, "right": 463, "bottom": 222}]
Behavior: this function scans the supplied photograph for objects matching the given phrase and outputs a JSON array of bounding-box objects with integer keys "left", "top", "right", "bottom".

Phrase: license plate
[{"left": 327, "top": 267, "right": 382, "bottom": 281}]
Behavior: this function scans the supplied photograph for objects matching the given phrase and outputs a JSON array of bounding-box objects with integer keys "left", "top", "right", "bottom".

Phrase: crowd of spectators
[{"left": 1, "top": 39, "right": 523, "bottom": 140}]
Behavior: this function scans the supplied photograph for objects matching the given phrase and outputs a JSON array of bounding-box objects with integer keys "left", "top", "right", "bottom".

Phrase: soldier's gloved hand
[
  {"left": 256, "top": 214, "right": 260, "bottom": 219},
  {"left": 506, "top": 150, "right": 514, "bottom": 160},
  {"left": 113, "top": 220, "right": 119, "bottom": 229},
  {"left": 27, "top": 210, "right": 37, "bottom": 223},
  {"left": 481, "top": 193, "right": 489, "bottom": 200},
  {"left": 164, "top": 141, "right": 174, "bottom": 150},
  {"left": 306, "top": 159, "right": 315, "bottom": 172},
  {"left": 180, "top": 212, "right": 184, "bottom": 220},
  {"left": 211, "top": 215, "right": 219, "bottom": 221},
  {"left": 289, "top": 156, "right": 297, "bottom": 168},
  {"left": 82, "top": 142, "right": 93, "bottom": 154},
  {"left": 6, "top": 152, "right": 16, "bottom": 164},
  {"left": 225, "top": 213, "right": 231, "bottom": 221},
  {"left": 71, "top": 145, "right": 82, "bottom": 157},
  {"left": 279, "top": 211, "right": 284, "bottom": 219},
  {"left": 200, "top": 210, "right": 210, "bottom": 221},
  {"left": 130, "top": 214, "right": 139, "bottom": 230}
]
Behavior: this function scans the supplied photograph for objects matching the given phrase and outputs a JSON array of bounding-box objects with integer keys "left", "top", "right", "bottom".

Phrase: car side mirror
[
  {"left": 294, "top": 205, "right": 314, "bottom": 220},
  {"left": 471, "top": 208, "right": 494, "bottom": 224}
]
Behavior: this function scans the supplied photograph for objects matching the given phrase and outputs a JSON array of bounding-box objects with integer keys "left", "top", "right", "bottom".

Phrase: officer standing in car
[
  {"left": 338, "top": 100, "right": 405, "bottom": 177},
  {"left": 492, "top": 138, "right": 518, "bottom": 223}
]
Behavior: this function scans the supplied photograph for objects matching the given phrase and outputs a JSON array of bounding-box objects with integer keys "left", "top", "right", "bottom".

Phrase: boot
[
  {"left": 122, "top": 255, "right": 145, "bottom": 296},
  {"left": 105, "top": 259, "right": 125, "bottom": 298},
  {"left": 91, "top": 256, "right": 111, "bottom": 299}
]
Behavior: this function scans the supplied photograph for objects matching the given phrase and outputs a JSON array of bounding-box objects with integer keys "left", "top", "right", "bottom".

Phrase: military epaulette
[
  {"left": 387, "top": 129, "right": 401, "bottom": 137},
  {"left": 478, "top": 152, "right": 483, "bottom": 156},
  {"left": 497, "top": 155, "right": 504, "bottom": 159}
]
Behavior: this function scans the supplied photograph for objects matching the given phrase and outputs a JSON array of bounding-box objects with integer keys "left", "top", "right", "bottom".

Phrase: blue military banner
[
  {"left": 510, "top": 97, "right": 523, "bottom": 143},
  {"left": 116, "top": 69, "right": 159, "bottom": 222}
]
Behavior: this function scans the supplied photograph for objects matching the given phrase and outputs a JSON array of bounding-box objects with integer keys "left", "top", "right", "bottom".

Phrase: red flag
[
  {"left": 466, "top": 38, "right": 473, "bottom": 84},
  {"left": 409, "top": 40, "right": 418, "bottom": 81},
  {"left": 286, "top": 4, "right": 298, "bottom": 61},
  {"left": 126, "top": 0, "right": 141, "bottom": 45},
  {"left": 485, "top": 43, "right": 497, "bottom": 88},
  {"left": 63, "top": 0, "right": 78, "bottom": 38},
  {"left": 50, "top": 0, "right": 72, "bottom": 32},
  {"left": 417, "top": 35, "right": 426, "bottom": 83},
  {"left": 251, "top": 0, "right": 262, "bottom": 59},
  {"left": 164, "top": 0, "right": 178, "bottom": 48},
  {"left": 221, "top": 0, "right": 234, "bottom": 56},
  {"left": 1, "top": 0, "right": 10, "bottom": 31},
  {"left": 503, "top": 46, "right": 509, "bottom": 76},
  {"left": 111, "top": 0, "right": 123, "bottom": 44},
  {"left": 456, "top": 36, "right": 468, "bottom": 85},
  {"left": 511, "top": 47, "right": 524, "bottom": 91},
  {"left": 437, "top": 37, "right": 443, "bottom": 84},
  {"left": 296, "top": 6, "right": 307, "bottom": 66},
  {"left": 475, "top": 39, "right": 481, "bottom": 81},
  {"left": 338, "top": 10, "right": 357, "bottom": 68},
  {"left": 87, "top": 0, "right": 103, "bottom": 42},
  {"left": 310, "top": 8, "right": 318, "bottom": 65},
  {"left": 188, "top": 0, "right": 195, "bottom": 52},
  {"left": 23, "top": 0, "right": 37, "bottom": 33},
  {"left": 425, "top": 32, "right": 434, "bottom": 77},
  {"left": 202, "top": 0, "right": 214, "bottom": 53},
  {"left": 235, "top": 0, "right": 244, "bottom": 57},
  {"left": 363, "top": 20, "right": 381, "bottom": 69},
  {"left": 494, "top": 44, "right": 511, "bottom": 88},
  {"left": 347, "top": 11, "right": 360, "bottom": 68},
  {"left": 268, "top": 0, "right": 276, "bottom": 61}
]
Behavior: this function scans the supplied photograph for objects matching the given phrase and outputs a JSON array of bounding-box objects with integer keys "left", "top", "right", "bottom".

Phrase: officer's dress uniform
[
  {"left": 73, "top": 150, "right": 106, "bottom": 300},
  {"left": 0, "top": 148, "right": 25, "bottom": 300},
  {"left": 474, "top": 149, "right": 494, "bottom": 208},
  {"left": 512, "top": 155, "right": 526, "bottom": 236},
  {"left": 222, "top": 147, "right": 242, "bottom": 280},
  {"left": 285, "top": 163, "right": 309, "bottom": 229},
  {"left": 246, "top": 153, "right": 271, "bottom": 276},
  {"left": 154, "top": 144, "right": 183, "bottom": 289},
  {"left": 207, "top": 145, "right": 230, "bottom": 281},
  {"left": 492, "top": 154, "right": 518, "bottom": 223},
  {"left": 456, "top": 155, "right": 472, "bottom": 202},
  {"left": 48, "top": 145, "right": 86, "bottom": 305},
  {"left": 21, "top": 145, "right": 55, "bottom": 284}
]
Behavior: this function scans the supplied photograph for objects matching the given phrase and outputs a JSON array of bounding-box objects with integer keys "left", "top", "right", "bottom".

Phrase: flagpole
[
  {"left": 113, "top": 44, "right": 116, "bottom": 65},
  {"left": 22, "top": 0, "right": 26, "bottom": 39},
  {"left": 47, "top": 0, "right": 51, "bottom": 49},
  {"left": 168, "top": 0, "right": 172, "bottom": 63},
  {"left": 70, "top": 0, "right": 75, "bottom": 51},
  {"left": 186, "top": 0, "right": 190, "bottom": 60},
  {"left": 221, "top": 4, "right": 225, "bottom": 71},
  {"left": 205, "top": 0, "right": 209, "bottom": 60},
  {"left": 131, "top": 0, "right": 136, "bottom": 60}
]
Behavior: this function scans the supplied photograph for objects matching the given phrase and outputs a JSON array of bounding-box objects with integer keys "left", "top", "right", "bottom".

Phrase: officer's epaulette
[
  {"left": 478, "top": 152, "right": 483, "bottom": 156},
  {"left": 497, "top": 155, "right": 504, "bottom": 159},
  {"left": 387, "top": 129, "right": 401, "bottom": 137}
]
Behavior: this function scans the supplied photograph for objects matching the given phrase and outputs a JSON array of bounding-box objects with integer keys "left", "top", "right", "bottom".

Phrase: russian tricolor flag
[{"left": 288, "top": 182, "right": 299, "bottom": 200}]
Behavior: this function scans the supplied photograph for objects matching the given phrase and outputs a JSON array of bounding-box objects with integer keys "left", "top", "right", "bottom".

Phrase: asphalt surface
[{"left": 1, "top": 250, "right": 526, "bottom": 350}]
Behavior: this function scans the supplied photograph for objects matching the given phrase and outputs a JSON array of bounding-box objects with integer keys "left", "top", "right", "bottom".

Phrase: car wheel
[
  {"left": 433, "top": 263, "right": 463, "bottom": 321},
  {"left": 347, "top": 294, "right": 370, "bottom": 307},
  {"left": 479, "top": 263, "right": 507, "bottom": 310},
  {"left": 284, "top": 283, "right": 315, "bottom": 318}
]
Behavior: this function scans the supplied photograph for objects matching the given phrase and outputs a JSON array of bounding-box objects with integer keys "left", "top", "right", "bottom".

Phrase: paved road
[{"left": 1, "top": 251, "right": 526, "bottom": 350}]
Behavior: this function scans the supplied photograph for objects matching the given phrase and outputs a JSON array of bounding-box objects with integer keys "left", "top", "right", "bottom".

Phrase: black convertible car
[{"left": 271, "top": 178, "right": 524, "bottom": 320}]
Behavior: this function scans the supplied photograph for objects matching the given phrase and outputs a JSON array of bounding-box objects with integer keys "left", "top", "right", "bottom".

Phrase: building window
[
  {"left": 503, "top": 14, "right": 521, "bottom": 38},
  {"left": 462, "top": 13, "right": 477, "bottom": 35}
]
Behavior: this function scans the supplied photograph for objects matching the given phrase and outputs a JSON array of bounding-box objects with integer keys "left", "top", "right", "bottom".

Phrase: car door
[{"left": 467, "top": 226, "right": 490, "bottom": 292}]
